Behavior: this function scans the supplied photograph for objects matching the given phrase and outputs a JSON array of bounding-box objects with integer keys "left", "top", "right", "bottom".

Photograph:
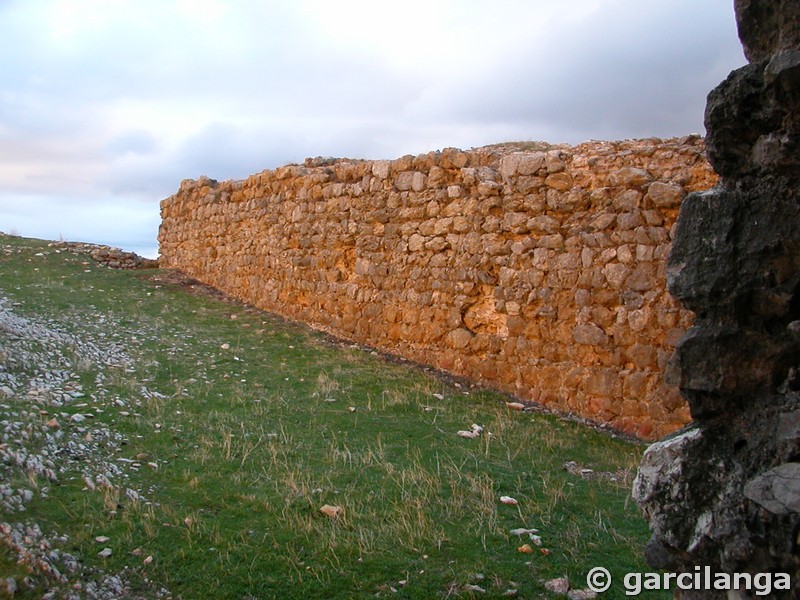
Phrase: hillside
[{"left": 0, "top": 233, "right": 665, "bottom": 599}]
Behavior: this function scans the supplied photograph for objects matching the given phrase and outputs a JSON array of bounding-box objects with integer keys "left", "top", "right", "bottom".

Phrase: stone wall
[{"left": 158, "top": 136, "right": 716, "bottom": 440}]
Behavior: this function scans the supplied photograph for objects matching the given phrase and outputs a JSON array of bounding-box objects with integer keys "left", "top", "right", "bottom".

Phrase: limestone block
[
  {"left": 395, "top": 171, "right": 419, "bottom": 191},
  {"left": 603, "top": 263, "right": 629, "bottom": 288},
  {"left": 613, "top": 190, "right": 643, "bottom": 211},
  {"left": 499, "top": 154, "right": 521, "bottom": 179},
  {"left": 537, "top": 234, "right": 564, "bottom": 250},
  {"left": 646, "top": 182, "right": 684, "bottom": 208},
  {"left": 448, "top": 328, "right": 474, "bottom": 349},
  {"left": 452, "top": 216, "right": 471, "bottom": 233},
  {"left": 544, "top": 172, "right": 573, "bottom": 191},
  {"left": 447, "top": 185, "right": 463, "bottom": 198},
  {"left": 502, "top": 212, "right": 529, "bottom": 233},
  {"left": 545, "top": 151, "right": 567, "bottom": 173},
  {"left": 411, "top": 171, "right": 428, "bottom": 192},
  {"left": 477, "top": 181, "right": 502, "bottom": 196},
  {"left": 440, "top": 148, "right": 470, "bottom": 169},
  {"left": 428, "top": 166, "right": 446, "bottom": 186},
  {"left": 519, "top": 153, "right": 546, "bottom": 175},
  {"left": 585, "top": 368, "right": 621, "bottom": 396},
  {"left": 609, "top": 167, "right": 652, "bottom": 187},
  {"left": 573, "top": 323, "right": 608, "bottom": 346},
  {"left": 408, "top": 234, "right": 426, "bottom": 252},
  {"left": 616, "top": 245, "right": 634, "bottom": 264},
  {"left": 592, "top": 212, "right": 616, "bottom": 230},
  {"left": 617, "top": 211, "right": 645, "bottom": 230},
  {"left": 528, "top": 215, "right": 560, "bottom": 234},
  {"left": 626, "top": 264, "right": 656, "bottom": 292}
]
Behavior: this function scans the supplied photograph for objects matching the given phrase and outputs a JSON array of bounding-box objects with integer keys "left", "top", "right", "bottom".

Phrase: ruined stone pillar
[{"left": 633, "top": 1, "right": 800, "bottom": 597}]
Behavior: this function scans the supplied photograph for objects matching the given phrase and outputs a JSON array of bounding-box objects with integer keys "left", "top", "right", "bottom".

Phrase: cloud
[
  {"left": 0, "top": 0, "right": 744, "bottom": 254},
  {"left": 400, "top": 0, "right": 743, "bottom": 142}
]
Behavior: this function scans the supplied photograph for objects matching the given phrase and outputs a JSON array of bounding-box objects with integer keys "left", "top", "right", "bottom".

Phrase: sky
[{"left": 1, "top": 0, "right": 745, "bottom": 258}]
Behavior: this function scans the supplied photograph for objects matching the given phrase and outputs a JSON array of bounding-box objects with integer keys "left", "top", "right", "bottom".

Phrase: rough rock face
[{"left": 633, "top": 1, "right": 800, "bottom": 596}]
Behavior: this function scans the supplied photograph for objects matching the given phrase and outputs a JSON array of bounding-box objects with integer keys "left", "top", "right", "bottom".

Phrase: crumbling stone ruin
[
  {"left": 159, "top": 138, "right": 717, "bottom": 440},
  {"left": 52, "top": 241, "right": 158, "bottom": 270},
  {"left": 634, "top": 1, "right": 800, "bottom": 596}
]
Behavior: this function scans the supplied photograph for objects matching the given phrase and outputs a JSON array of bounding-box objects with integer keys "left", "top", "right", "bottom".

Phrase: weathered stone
[
  {"left": 448, "top": 328, "right": 473, "bottom": 349},
  {"left": 636, "top": 2, "right": 800, "bottom": 593},
  {"left": 396, "top": 171, "right": 424, "bottom": 191},
  {"left": 609, "top": 167, "right": 651, "bottom": 187},
  {"left": 159, "top": 139, "right": 715, "bottom": 441},
  {"left": 408, "top": 234, "right": 425, "bottom": 252},
  {"left": 518, "top": 152, "right": 545, "bottom": 175},
  {"left": 447, "top": 185, "right": 463, "bottom": 198},
  {"left": 625, "top": 264, "right": 656, "bottom": 292},
  {"left": 411, "top": 171, "right": 427, "bottom": 192},
  {"left": 545, "top": 151, "right": 566, "bottom": 173},
  {"left": 572, "top": 323, "right": 607, "bottom": 346},
  {"left": 545, "top": 172, "right": 573, "bottom": 191},
  {"left": 735, "top": 0, "right": 800, "bottom": 62},
  {"left": 646, "top": 182, "right": 684, "bottom": 208},
  {"left": 612, "top": 189, "right": 642, "bottom": 211},
  {"left": 372, "top": 160, "right": 390, "bottom": 179},
  {"left": 743, "top": 462, "right": 800, "bottom": 514}
]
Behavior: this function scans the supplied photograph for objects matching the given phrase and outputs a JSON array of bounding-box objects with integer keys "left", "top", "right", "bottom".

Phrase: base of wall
[{"left": 159, "top": 137, "right": 716, "bottom": 440}]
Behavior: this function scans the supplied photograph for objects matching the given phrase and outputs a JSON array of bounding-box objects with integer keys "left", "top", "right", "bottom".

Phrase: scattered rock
[
  {"left": 544, "top": 577, "right": 570, "bottom": 594},
  {"left": 51, "top": 241, "right": 158, "bottom": 269},
  {"left": 1, "top": 577, "right": 17, "bottom": 595},
  {"left": 0, "top": 284, "right": 172, "bottom": 600},
  {"left": 319, "top": 504, "right": 343, "bottom": 519},
  {"left": 567, "top": 590, "right": 597, "bottom": 600},
  {"left": 457, "top": 423, "right": 485, "bottom": 439}
]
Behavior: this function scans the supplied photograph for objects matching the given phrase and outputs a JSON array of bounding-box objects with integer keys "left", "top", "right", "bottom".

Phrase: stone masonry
[{"left": 158, "top": 137, "right": 717, "bottom": 440}]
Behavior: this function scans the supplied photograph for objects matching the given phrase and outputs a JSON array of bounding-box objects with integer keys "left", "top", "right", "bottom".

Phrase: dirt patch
[{"left": 142, "top": 269, "right": 235, "bottom": 303}]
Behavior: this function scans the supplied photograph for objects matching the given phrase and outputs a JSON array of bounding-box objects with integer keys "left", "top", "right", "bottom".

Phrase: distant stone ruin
[
  {"left": 634, "top": 0, "right": 800, "bottom": 596},
  {"left": 53, "top": 241, "right": 158, "bottom": 270},
  {"left": 158, "top": 137, "right": 716, "bottom": 440}
]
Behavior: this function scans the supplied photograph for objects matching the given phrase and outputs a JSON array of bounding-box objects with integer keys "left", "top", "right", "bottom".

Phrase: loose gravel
[{"left": 0, "top": 296, "right": 171, "bottom": 599}]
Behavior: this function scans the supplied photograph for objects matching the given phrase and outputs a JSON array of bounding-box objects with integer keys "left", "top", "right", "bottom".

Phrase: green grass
[{"left": 0, "top": 234, "right": 666, "bottom": 599}]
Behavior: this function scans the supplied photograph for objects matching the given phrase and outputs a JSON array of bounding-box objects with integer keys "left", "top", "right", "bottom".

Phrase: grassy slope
[{"left": 0, "top": 234, "right": 666, "bottom": 599}]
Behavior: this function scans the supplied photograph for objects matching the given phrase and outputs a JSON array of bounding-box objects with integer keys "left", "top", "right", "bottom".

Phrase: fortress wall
[{"left": 158, "top": 136, "right": 716, "bottom": 439}]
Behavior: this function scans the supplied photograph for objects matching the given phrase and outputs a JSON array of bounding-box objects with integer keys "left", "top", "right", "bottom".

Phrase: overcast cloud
[{"left": 0, "top": 0, "right": 744, "bottom": 257}]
